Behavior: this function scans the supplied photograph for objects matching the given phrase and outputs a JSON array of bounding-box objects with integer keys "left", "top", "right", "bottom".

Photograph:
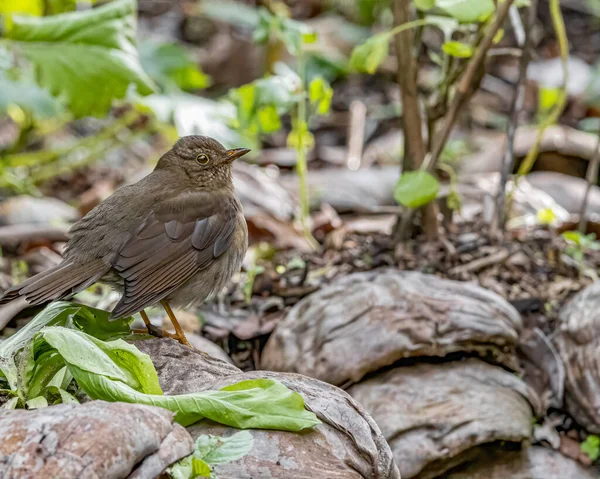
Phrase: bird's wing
[{"left": 110, "top": 191, "right": 239, "bottom": 318}]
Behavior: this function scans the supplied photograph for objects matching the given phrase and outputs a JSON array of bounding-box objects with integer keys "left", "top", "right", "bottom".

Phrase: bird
[{"left": 0, "top": 136, "right": 250, "bottom": 346}]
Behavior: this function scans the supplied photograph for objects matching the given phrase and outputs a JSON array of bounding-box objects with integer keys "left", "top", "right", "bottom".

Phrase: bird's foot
[{"left": 131, "top": 325, "right": 191, "bottom": 347}]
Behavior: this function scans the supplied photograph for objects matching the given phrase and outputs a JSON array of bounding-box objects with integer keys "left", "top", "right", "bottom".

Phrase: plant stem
[
  {"left": 393, "top": 0, "right": 438, "bottom": 242},
  {"left": 428, "top": 0, "right": 515, "bottom": 173},
  {"left": 516, "top": 0, "right": 569, "bottom": 176},
  {"left": 493, "top": 0, "right": 538, "bottom": 235},
  {"left": 579, "top": 131, "right": 600, "bottom": 233},
  {"left": 295, "top": 51, "right": 318, "bottom": 250}
]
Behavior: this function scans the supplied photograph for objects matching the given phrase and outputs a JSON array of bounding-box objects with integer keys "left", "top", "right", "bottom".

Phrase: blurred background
[{"left": 1, "top": 0, "right": 600, "bottom": 476}]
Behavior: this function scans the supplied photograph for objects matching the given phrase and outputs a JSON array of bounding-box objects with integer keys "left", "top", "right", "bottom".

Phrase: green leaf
[
  {"left": 196, "top": 431, "right": 253, "bottom": 465},
  {"left": 562, "top": 231, "right": 583, "bottom": 245},
  {"left": 536, "top": 208, "right": 557, "bottom": 225},
  {"left": 414, "top": 0, "right": 435, "bottom": 10},
  {"left": 192, "top": 458, "right": 211, "bottom": 477},
  {"left": 308, "top": 76, "right": 333, "bottom": 115},
  {"left": 3, "top": 397, "right": 19, "bottom": 410},
  {"left": 7, "top": 0, "right": 156, "bottom": 118},
  {"left": 394, "top": 171, "right": 440, "bottom": 208},
  {"left": 0, "top": 0, "right": 43, "bottom": 16},
  {"left": 58, "top": 388, "right": 79, "bottom": 405},
  {"left": 442, "top": 41, "right": 473, "bottom": 58},
  {"left": 436, "top": 0, "right": 495, "bottom": 23},
  {"left": 0, "top": 74, "right": 63, "bottom": 118},
  {"left": 581, "top": 435, "right": 600, "bottom": 461},
  {"left": 0, "top": 301, "right": 129, "bottom": 390},
  {"left": 140, "top": 42, "right": 210, "bottom": 92},
  {"left": 257, "top": 105, "right": 281, "bottom": 133},
  {"left": 287, "top": 121, "right": 315, "bottom": 150},
  {"left": 350, "top": 32, "right": 390, "bottom": 74},
  {"left": 538, "top": 86, "right": 561, "bottom": 117},
  {"left": 41, "top": 327, "right": 162, "bottom": 395},
  {"left": 25, "top": 395, "right": 48, "bottom": 409}
]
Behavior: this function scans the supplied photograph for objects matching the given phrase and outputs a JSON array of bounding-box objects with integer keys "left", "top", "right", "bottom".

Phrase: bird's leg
[
  {"left": 160, "top": 300, "right": 191, "bottom": 347},
  {"left": 132, "top": 310, "right": 180, "bottom": 340}
]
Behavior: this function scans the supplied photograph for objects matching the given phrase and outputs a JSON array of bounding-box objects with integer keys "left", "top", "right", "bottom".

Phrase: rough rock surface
[
  {"left": 445, "top": 446, "right": 597, "bottom": 478},
  {"left": 555, "top": 280, "right": 600, "bottom": 432},
  {"left": 261, "top": 269, "right": 522, "bottom": 386},
  {"left": 0, "top": 401, "right": 193, "bottom": 479},
  {"left": 141, "top": 338, "right": 400, "bottom": 479},
  {"left": 347, "top": 359, "right": 541, "bottom": 479}
]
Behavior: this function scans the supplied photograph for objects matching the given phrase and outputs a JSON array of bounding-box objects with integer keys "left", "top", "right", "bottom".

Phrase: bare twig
[
  {"left": 493, "top": 0, "right": 538, "bottom": 235},
  {"left": 393, "top": 0, "right": 438, "bottom": 241},
  {"left": 579, "top": 131, "right": 600, "bottom": 232},
  {"left": 448, "top": 248, "right": 511, "bottom": 275},
  {"left": 428, "top": 0, "right": 515, "bottom": 173}
]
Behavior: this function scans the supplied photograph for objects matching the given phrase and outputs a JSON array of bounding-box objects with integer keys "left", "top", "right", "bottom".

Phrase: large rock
[
  {"left": 347, "top": 359, "right": 541, "bottom": 479},
  {"left": 0, "top": 401, "right": 193, "bottom": 479},
  {"left": 555, "top": 281, "right": 600, "bottom": 432},
  {"left": 140, "top": 338, "right": 400, "bottom": 479},
  {"left": 445, "top": 446, "right": 597, "bottom": 479},
  {"left": 261, "top": 270, "right": 522, "bottom": 387}
]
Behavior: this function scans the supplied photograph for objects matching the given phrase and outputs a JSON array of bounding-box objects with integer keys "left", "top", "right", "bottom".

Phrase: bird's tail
[{"left": 0, "top": 259, "right": 110, "bottom": 307}]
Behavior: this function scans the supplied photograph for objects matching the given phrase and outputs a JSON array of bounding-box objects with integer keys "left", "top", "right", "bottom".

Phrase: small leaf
[
  {"left": 26, "top": 395, "right": 48, "bottom": 409},
  {"left": 394, "top": 171, "right": 440, "bottom": 208},
  {"left": 308, "top": 76, "right": 333, "bottom": 115},
  {"left": 3, "top": 397, "right": 19, "bottom": 409},
  {"left": 536, "top": 208, "right": 557, "bottom": 225},
  {"left": 562, "top": 231, "right": 582, "bottom": 245},
  {"left": 58, "top": 388, "right": 79, "bottom": 404},
  {"left": 538, "top": 86, "right": 561, "bottom": 117},
  {"left": 493, "top": 29, "right": 505, "bottom": 44},
  {"left": 287, "top": 122, "right": 315, "bottom": 150},
  {"left": 442, "top": 41, "right": 473, "bottom": 58},
  {"left": 192, "top": 457, "right": 211, "bottom": 477},
  {"left": 350, "top": 33, "right": 390, "bottom": 74},
  {"left": 196, "top": 431, "right": 254, "bottom": 465},
  {"left": 436, "top": 0, "right": 495, "bottom": 23},
  {"left": 257, "top": 105, "right": 281, "bottom": 133},
  {"left": 581, "top": 435, "right": 600, "bottom": 462},
  {"left": 414, "top": 0, "right": 435, "bottom": 10}
]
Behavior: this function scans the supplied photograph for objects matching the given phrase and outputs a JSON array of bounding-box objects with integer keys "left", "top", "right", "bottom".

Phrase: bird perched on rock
[{"left": 0, "top": 136, "right": 250, "bottom": 346}]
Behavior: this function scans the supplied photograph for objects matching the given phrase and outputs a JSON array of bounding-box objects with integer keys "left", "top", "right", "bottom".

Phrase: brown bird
[{"left": 0, "top": 136, "right": 250, "bottom": 346}]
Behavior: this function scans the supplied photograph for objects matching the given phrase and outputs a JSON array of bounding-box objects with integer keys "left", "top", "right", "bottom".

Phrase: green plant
[
  {"left": 0, "top": 302, "right": 320, "bottom": 433},
  {"left": 562, "top": 231, "right": 600, "bottom": 262},
  {"left": 581, "top": 435, "right": 600, "bottom": 462},
  {"left": 350, "top": 0, "right": 512, "bottom": 239},
  {"left": 168, "top": 431, "right": 253, "bottom": 479}
]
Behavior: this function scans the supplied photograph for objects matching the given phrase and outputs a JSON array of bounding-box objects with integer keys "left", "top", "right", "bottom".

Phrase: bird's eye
[{"left": 196, "top": 153, "right": 209, "bottom": 165}]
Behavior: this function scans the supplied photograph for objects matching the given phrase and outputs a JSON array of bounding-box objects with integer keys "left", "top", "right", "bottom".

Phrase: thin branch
[
  {"left": 493, "top": 0, "right": 538, "bottom": 235},
  {"left": 579, "top": 131, "right": 600, "bottom": 232},
  {"left": 427, "top": 0, "right": 515, "bottom": 173},
  {"left": 393, "top": 0, "right": 438, "bottom": 241}
]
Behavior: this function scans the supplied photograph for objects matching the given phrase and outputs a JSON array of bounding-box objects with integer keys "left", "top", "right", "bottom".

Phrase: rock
[
  {"left": 140, "top": 338, "right": 401, "bottom": 479},
  {"left": 347, "top": 359, "right": 541, "bottom": 479},
  {"left": 555, "top": 281, "right": 600, "bottom": 432},
  {"left": 261, "top": 269, "right": 522, "bottom": 387},
  {"left": 0, "top": 196, "right": 79, "bottom": 226},
  {"left": 0, "top": 401, "right": 193, "bottom": 479},
  {"left": 445, "top": 446, "right": 597, "bottom": 479}
]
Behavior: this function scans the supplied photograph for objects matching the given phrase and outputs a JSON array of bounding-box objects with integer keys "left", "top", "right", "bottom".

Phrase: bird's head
[{"left": 156, "top": 135, "right": 250, "bottom": 188}]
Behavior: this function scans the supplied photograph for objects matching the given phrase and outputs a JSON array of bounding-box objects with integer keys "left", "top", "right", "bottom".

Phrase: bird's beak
[{"left": 225, "top": 148, "right": 251, "bottom": 163}]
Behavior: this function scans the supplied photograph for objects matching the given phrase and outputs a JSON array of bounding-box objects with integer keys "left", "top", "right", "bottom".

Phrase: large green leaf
[
  {"left": 7, "top": 0, "right": 155, "bottom": 117},
  {"left": 0, "top": 302, "right": 132, "bottom": 390},
  {"left": 39, "top": 326, "right": 319, "bottom": 431},
  {"left": 394, "top": 171, "right": 440, "bottom": 208}
]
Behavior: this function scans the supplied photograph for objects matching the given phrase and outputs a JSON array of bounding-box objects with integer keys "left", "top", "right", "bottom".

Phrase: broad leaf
[
  {"left": 414, "top": 0, "right": 435, "bottom": 10},
  {"left": 350, "top": 32, "right": 390, "bottom": 74},
  {"left": 442, "top": 41, "right": 473, "bottom": 58},
  {"left": 394, "top": 171, "right": 440, "bottom": 208},
  {"left": 0, "top": 73, "right": 63, "bottom": 118},
  {"left": 25, "top": 395, "right": 48, "bottom": 409},
  {"left": 7, "top": 0, "right": 155, "bottom": 117},
  {"left": 436, "top": 0, "right": 495, "bottom": 23}
]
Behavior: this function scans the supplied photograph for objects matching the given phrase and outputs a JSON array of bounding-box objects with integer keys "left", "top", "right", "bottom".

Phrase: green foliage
[
  {"left": 350, "top": 32, "right": 390, "bottom": 74},
  {"left": 168, "top": 431, "right": 254, "bottom": 479},
  {"left": 537, "top": 86, "right": 562, "bottom": 120},
  {"left": 536, "top": 208, "right": 557, "bottom": 226},
  {"left": 562, "top": 231, "right": 600, "bottom": 262},
  {"left": 434, "top": 0, "right": 495, "bottom": 23},
  {"left": 581, "top": 435, "right": 600, "bottom": 462},
  {"left": 140, "top": 42, "right": 210, "bottom": 92},
  {"left": 414, "top": 0, "right": 435, "bottom": 10},
  {"left": 309, "top": 77, "right": 333, "bottom": 115},
  {"left": 6, "top": 0, "right": 155, "bottom": 118},
  {"left": 254, "top": 7, "right": 316, "bottom": 56},
  {"left": 442, "top": 41, "right": 473, "bottom": 58},
  {"left": 0, "top": 301, "right": 132, "bottom": 392},
  {"left": 394, "top": 171, "right": 440, "bottom": 209}
]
